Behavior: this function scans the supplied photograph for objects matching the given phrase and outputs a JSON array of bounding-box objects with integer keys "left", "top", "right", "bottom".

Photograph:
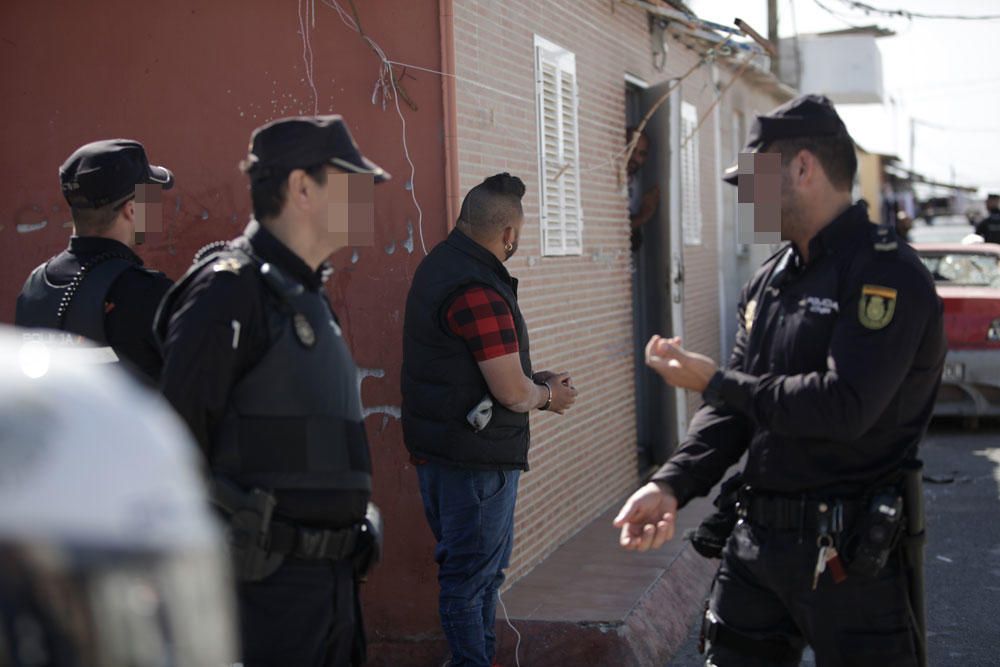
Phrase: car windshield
[{"left": 919, "top": 252, "right": 1000, "bottom": 288}]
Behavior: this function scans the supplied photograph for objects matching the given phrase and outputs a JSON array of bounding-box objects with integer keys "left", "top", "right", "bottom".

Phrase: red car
[{"left": 914, "top": 242, "right": 1000, "bottom": 417}]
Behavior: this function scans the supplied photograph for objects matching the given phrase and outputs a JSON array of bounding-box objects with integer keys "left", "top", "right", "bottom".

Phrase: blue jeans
[{"left": 417, "top": 463, "right": 520, "bottom": 667}]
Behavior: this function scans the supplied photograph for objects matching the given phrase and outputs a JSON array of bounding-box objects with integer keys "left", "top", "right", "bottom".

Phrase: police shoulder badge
[
  {"left": 858, "top": 284, "right": 897, "bottom": 330},
  {"left": 293, "top": 313, "right": 316, "bottom": 347}
]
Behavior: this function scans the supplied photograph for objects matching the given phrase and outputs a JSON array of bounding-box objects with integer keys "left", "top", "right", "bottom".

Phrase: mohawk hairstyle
[{"left": 458, "top": 172, "right": 526, "bottom": 238}]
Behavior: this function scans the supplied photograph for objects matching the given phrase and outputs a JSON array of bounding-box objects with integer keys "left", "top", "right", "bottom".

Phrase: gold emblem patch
[
  {"left": 212, "top": 257, "right": 242, "bottom": 274},
  {"left": 744, "top": 299, "right": 758, "bottom": 332},
  {"left": 858, "top": 284, "right": 897, "bottom": 330}
]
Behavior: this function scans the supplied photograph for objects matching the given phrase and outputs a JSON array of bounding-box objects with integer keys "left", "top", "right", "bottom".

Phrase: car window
[{"left": 919, "top": 253, "right": 1000, "bottom": 288}]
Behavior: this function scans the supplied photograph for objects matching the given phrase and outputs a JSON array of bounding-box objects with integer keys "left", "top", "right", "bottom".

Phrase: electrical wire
[
  {"left": 297, "top": 0, "right": 320, "bottom": 115},
  {"left": 680, "top": 54, "right": 758, "bottom": 150},
  {"left": 497, "top": 587, "right": 522, "bottom": 667},
  {"left": 320, "top": 0, "right": 428, "bottom": 255},
  {"left": 812, "top": 0, "right": 867, "bottom": 28},
  {"left": 834, "top": 0, "right": 1000, "bottom": 21}
]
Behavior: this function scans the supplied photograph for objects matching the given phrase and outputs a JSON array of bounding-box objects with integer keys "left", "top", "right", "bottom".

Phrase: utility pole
[
  {"left": 768, "top": 0, "right": 779, "bottom": 76},
  {"left": 909, "top": 117, "right": 916, "bottom": 178}
]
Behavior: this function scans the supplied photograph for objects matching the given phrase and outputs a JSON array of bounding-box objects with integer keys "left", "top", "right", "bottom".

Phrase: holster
[
  {"left": 210, "top": 477, "right": 367, "bottom": 583},
  {"left": 686, "top": 472, "right": 743, "bottom": 559},
  {"left": 210, "top": 477, "right": 284, "bottom": 582}
]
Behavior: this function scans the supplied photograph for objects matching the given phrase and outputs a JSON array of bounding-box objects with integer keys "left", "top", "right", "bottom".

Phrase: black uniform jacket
[
  {"left": 156, "top": 221, "right": 365, "bottom": 527},
  {"left": 36, "top": 237, "right": 172, "bottom": 382},
  {"left": 653, "top": 203, "right": 946, "bottom": 507}
]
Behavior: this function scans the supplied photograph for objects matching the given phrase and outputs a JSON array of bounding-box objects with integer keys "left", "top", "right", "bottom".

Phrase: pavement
[{"left": 493, "top": 487, "right": 723, "bottom": 666}]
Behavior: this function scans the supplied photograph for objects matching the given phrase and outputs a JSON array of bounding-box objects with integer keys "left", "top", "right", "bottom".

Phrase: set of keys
[
  {"left": 811, "top": 502, "right": 847, "bottom": 590},
  {"left": 812, "top": 535, "right": 847, "bottom": 590}
]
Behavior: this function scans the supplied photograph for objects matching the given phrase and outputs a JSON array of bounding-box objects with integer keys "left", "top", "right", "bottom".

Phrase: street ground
[{"left": 665, "top": 418, "right": 1000, "bottom": 666}]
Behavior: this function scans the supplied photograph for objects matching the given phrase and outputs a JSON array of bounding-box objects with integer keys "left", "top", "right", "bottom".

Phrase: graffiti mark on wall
[
  {"left": 16, "top": 221, "right": 47, "bottom": 234},
  {"left": 357, "top": 366, "right": 401, "bottom": 421}
]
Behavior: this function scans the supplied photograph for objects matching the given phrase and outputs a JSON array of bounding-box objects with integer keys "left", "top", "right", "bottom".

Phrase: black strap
[
  {"left": 58, "top": 251, "right": 136, "bottom": 340},
  {"left": 269, "top": 520, "right": 359, "bottom": 561}
]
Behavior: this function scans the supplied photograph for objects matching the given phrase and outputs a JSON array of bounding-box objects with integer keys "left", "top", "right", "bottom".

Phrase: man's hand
[
  {"left": 613, "top": 482, "right": 679, "bottom": 551},
  {"left": 630, "top": 186, "right": 661, "bottom": 230},
  {"left": 532, "top": 370, "right": 559, "bottom": 384},
  {"left": 542, "top": 371, "right": 578, "bottom": 414},
  {"left": 645, "top": 335, "right": 718, "bottom": 393}
]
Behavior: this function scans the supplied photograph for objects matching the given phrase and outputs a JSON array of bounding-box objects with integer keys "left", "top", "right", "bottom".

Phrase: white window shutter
[
  {"left": 535, "top": 35, "right": 583, "bottom": 256},
  {"left": 681, "top": 101, "right": 703, "bottom": 246}
]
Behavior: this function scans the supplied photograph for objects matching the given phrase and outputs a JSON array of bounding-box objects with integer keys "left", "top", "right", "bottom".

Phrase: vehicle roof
[{"left": 912, "top": 242, "right": 1000, "bottom": 255}]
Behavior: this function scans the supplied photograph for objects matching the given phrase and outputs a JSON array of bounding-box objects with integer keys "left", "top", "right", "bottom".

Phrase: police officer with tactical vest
[
  {"left": 155, "top": 116, "right": 386, "bottom": 666},
  {"left": 15, "top": 140, "right": 174, "bottom": 382},
  {"left": 614, "top": 95, "right": 945, "bottom": 666}
]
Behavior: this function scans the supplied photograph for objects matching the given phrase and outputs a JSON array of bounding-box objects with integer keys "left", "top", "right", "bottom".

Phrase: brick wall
[{"left": 452, "top": 0, "right": 738, "bottom": 584}]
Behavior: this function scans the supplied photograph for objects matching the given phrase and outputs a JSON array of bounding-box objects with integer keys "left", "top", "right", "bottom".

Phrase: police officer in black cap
[
  {"left": 15, "top": 140, "right": 174, "bottom": 382},
  {"left": 155, "top": 115, "right": 388, "bottom": 666},
  {"left": 614, "top": 95, "right": 945, "bottom": 666}
]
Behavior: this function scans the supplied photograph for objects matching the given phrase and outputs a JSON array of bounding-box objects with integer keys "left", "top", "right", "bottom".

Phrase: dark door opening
[{"left": 627, "top": 80, "right": 678, "bottom": 474}]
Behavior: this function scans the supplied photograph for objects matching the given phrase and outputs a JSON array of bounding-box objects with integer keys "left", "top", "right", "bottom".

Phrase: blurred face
[
  {"left": 988, "top": 196, "right": 999, "bottom": 213},
  {"left": 736, "top": 151, "right": 786, "bottom": 244},
  {"left": 131, "top": 184, "right": 164, "bottom": 245},
  {"left": 627, "top": 133, "right": 650, "bottom": 176},
  {"left": 315, "top": 168, "right": 375, "bottom": 249}
]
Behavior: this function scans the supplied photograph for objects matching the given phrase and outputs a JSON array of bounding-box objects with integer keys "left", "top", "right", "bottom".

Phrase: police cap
[
  {"left": 242, "top": 115, "right": 390, "bottom": 183},
  {"left": 722, "top": 94, "right": 850, "bottom": 184},
  {"left": 59, "top": 139, "right": 174, "bottom": 209}
]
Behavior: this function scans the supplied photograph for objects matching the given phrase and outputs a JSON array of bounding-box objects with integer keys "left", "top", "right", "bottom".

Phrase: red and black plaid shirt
[{"left": 445, "top": 285, "right": 519, "bottom": 361}]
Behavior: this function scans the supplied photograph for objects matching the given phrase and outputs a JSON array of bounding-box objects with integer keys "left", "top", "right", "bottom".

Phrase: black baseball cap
[
  {"left": 722, "top": 94, "right": 850, "bottom": 184},
  {"left": 60, "top": 139, "right": 174, "bottom": 208},
  {"left": 242, "top": 115, "right": 390, "bottom": 183}
]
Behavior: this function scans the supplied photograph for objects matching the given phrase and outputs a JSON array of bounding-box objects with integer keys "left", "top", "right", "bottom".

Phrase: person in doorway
[{"left": 626, "top": 127, "right": 661, "bottom": 252}]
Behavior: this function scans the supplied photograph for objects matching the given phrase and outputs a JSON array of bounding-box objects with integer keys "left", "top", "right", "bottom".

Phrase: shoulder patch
[
  {"left": 212, "top": 257, "right": 243, "bottom": 274},
  {"left": 858, "top": 284, "right": 897, "bottom": 330}
]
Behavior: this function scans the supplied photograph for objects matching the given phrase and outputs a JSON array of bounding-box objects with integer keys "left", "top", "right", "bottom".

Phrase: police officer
[
  {"left": 613, "top": 95, "right": 945, "bottom": 666},
  {"left": 974, "top": 193, "right": 1000, "bottom": 243},
  {"left": 15, "top": 140, "right": 175, "bottom": 382},
  {"left": 155, "top": 116, "right": 387, "bottom": 666}
]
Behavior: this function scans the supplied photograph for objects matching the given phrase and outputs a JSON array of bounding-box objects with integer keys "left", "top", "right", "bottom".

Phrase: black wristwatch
[{"left": 702, "top": 370, "right": 726, "bottom": 409}]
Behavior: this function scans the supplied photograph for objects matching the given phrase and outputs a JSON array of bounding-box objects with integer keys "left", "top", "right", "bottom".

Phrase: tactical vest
[
  {"left": 16, "top": 254, "right": 135, "bottom": 350},
  {"left": 401, "top": 229, "right": 533, "bottom": 470},
  {"left": 195, "top": 244, "right": 373, "bottom": 499}
]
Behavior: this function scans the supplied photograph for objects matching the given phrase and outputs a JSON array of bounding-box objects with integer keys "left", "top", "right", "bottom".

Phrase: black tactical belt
[
  {"left": 740, "top": 493, "right": 862, "bottom": 533},
  {"left": 268, "top": 520, "right": 359, "bottom": 561}
]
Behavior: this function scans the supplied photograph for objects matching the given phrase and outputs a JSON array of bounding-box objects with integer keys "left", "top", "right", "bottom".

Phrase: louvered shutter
[
  {"left": 535, "top": 36, "right": 583, "bottom": 256},
  {"left": 681, "top": 101, "right": 703, "bottom": 246}
]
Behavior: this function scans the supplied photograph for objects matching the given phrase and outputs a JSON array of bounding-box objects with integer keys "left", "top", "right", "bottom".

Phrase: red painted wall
[{"left": 1, "top": 0, "right": 448, "bottom": 653}]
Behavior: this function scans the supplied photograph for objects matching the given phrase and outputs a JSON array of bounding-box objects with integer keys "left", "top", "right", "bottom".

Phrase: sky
[{"left": 689, "top": 0, "right": 1000, "bottom": 197}]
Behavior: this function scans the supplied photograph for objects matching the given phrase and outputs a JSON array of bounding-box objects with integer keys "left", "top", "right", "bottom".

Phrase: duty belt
[
  {"left": 738, "top": 490, "right": 862, "bottom": 533},
  {"left": 268, "top": 520, "right": 359, "bottom": 561}
]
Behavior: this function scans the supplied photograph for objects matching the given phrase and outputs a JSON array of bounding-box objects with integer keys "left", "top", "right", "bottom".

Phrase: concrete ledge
[{"left": 494, "top": 495, "right": 719, "bottom": 666}]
